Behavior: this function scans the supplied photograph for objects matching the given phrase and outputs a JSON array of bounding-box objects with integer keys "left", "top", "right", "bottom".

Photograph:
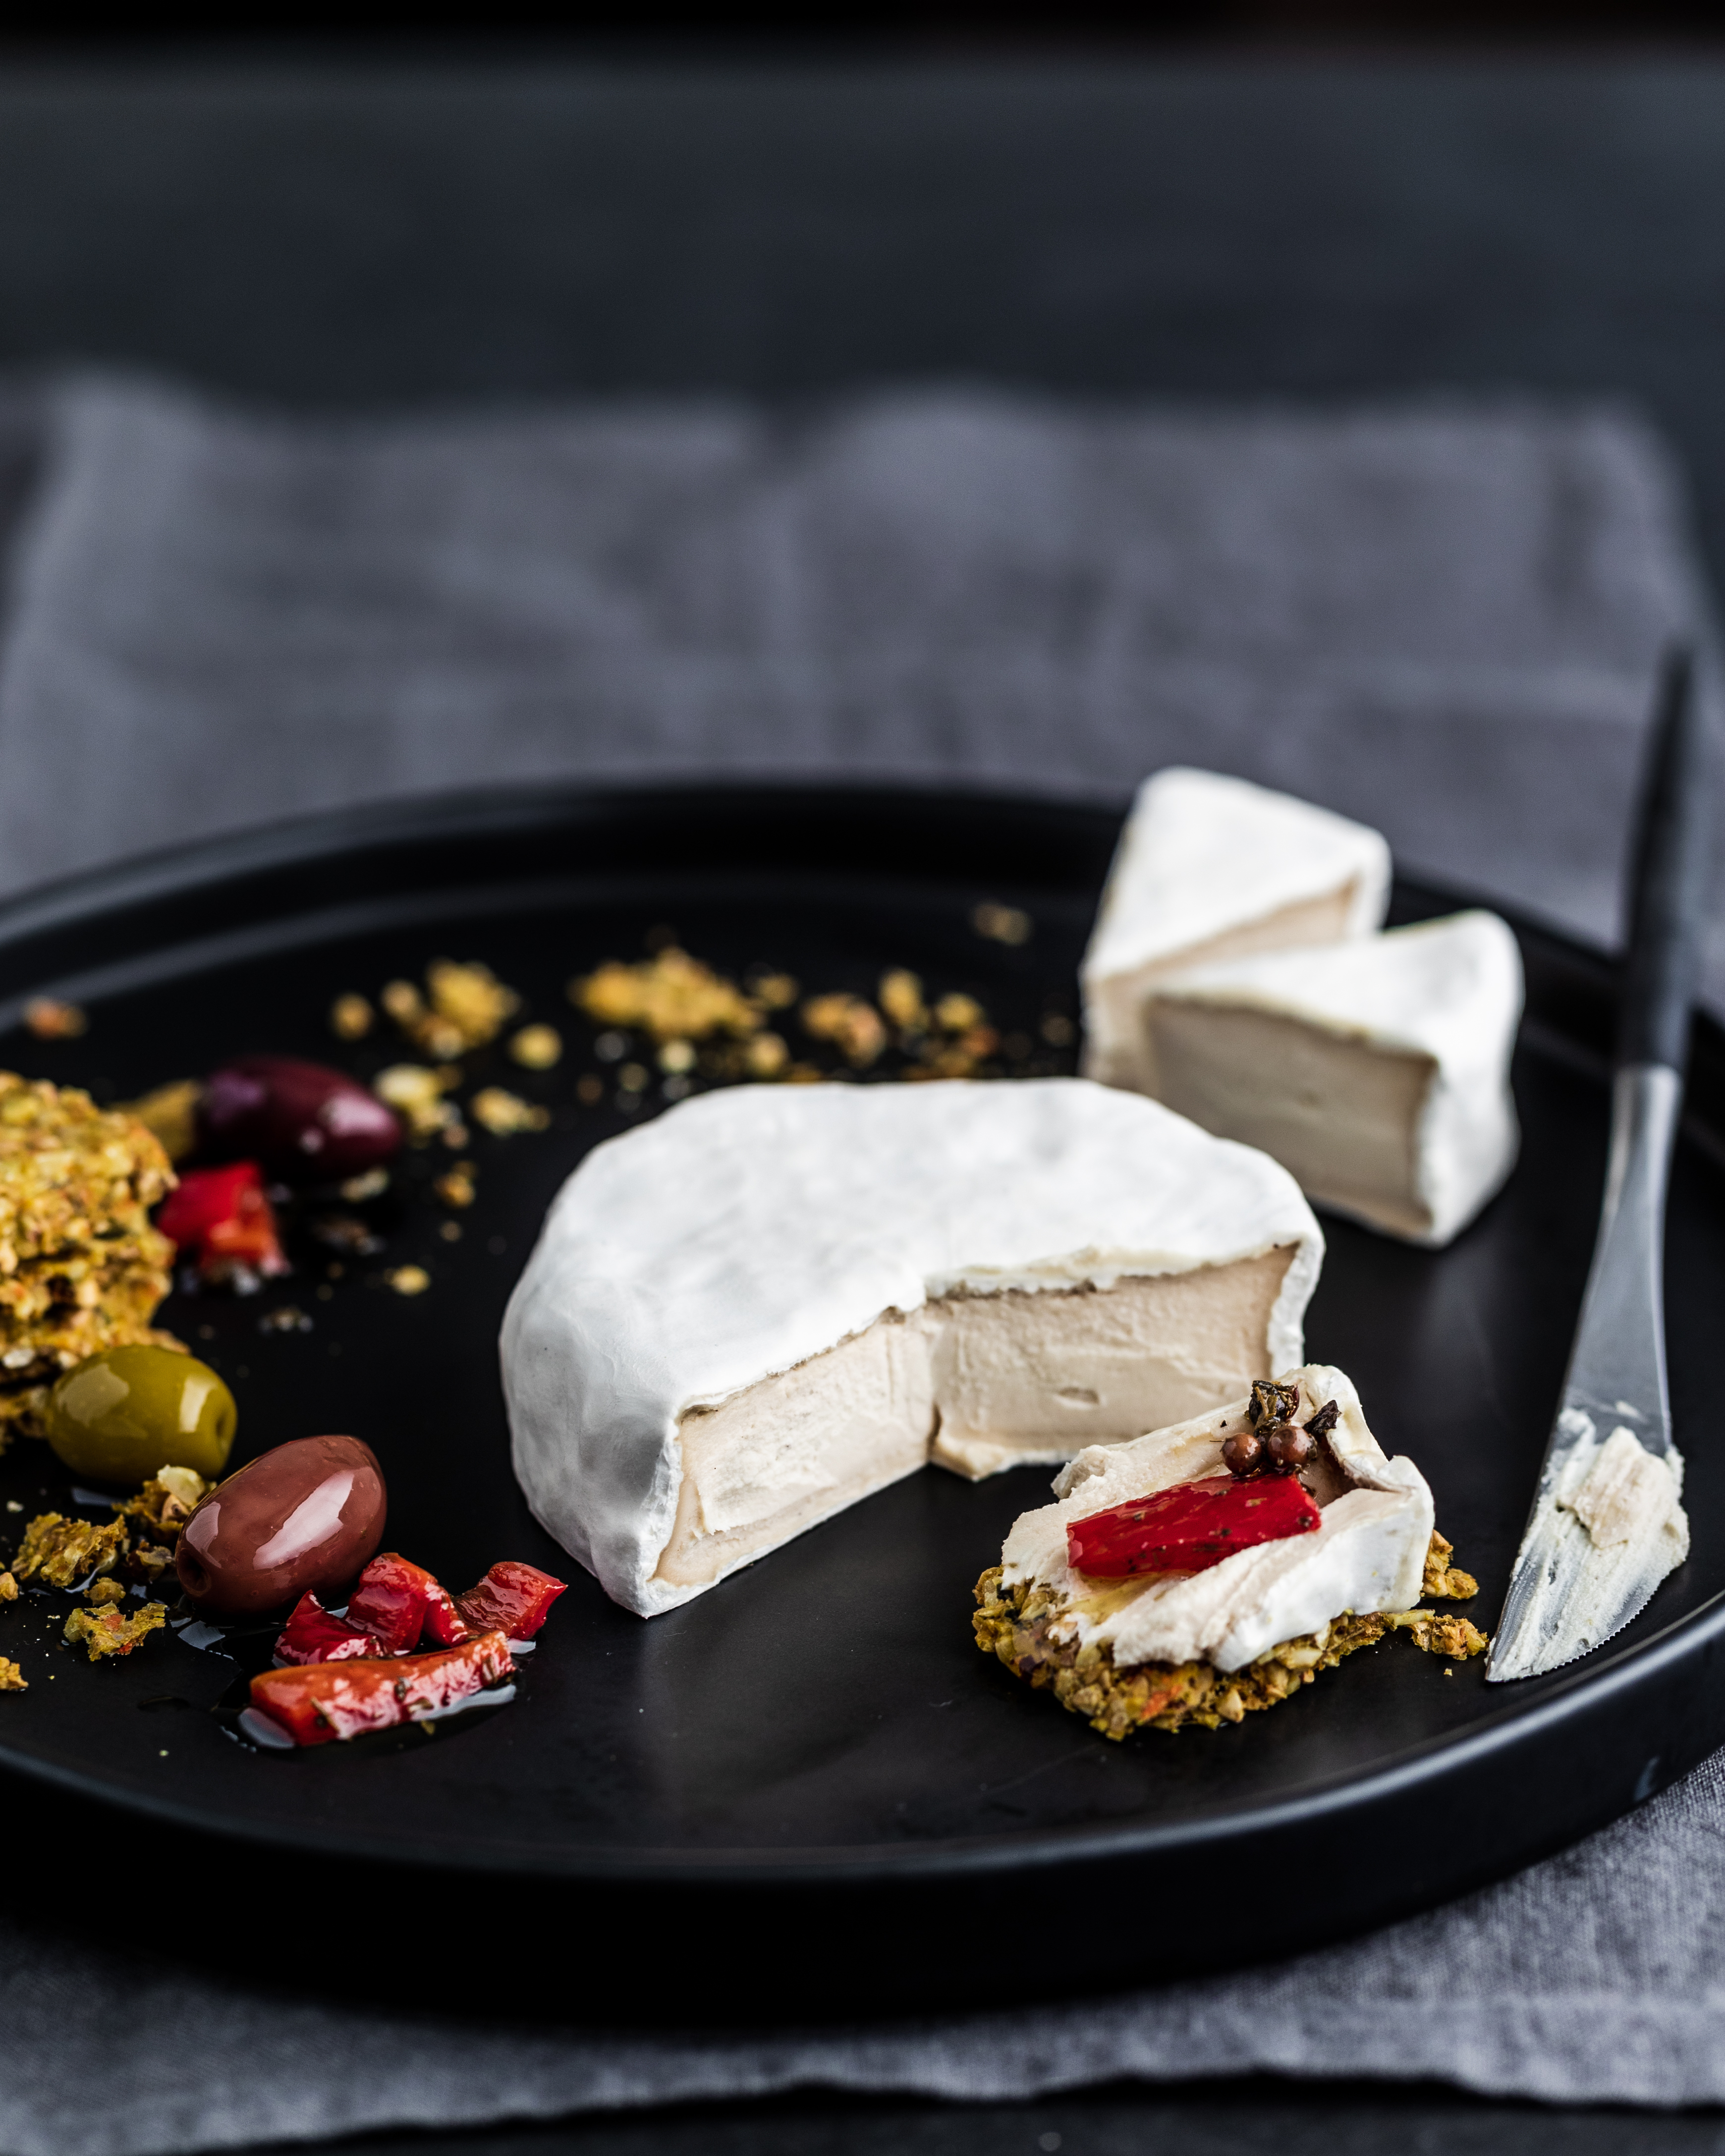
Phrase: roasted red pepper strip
[
  {"left": 157, "top": 1162, "right": 287, "bottom": 1280},
  {"left": 273, "top": 1591, "right": 376, "bottom": 1666},
  {"left": 247, "top": 1629, "right": 516, "bottom": 1746},
  {"left": 454, "top": 1560, "right": 568, "bottom": 1642},
  {"left": 1066, "top": 1474, "right": 1321, "bottom": 1579},
  {"left": 345, "top": 1551, "right": 469, "bottom": 1653}
]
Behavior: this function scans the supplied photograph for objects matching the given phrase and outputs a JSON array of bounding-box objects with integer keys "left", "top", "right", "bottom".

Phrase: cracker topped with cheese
[
  {"left": 974, "top": 1363, "right": 1485, "bottom": 1739},
  {"left": 502, "top": 1078, "right": 1323, "bottom": 1615}
]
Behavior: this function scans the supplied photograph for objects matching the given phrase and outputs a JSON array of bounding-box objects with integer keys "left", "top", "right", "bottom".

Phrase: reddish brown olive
[
  {"left": 1266, "top": 1423, "right": 1315, "bottom": 1475},
  {"left": 1221, "top": 1429, "right": 1264, "bottom": 1480},
  {"left": 175, "top": 1434, "right": 387, "bottom": 1615},
  {"left": 198, "top": 1056, "right": 400, "bottom": 1185}
]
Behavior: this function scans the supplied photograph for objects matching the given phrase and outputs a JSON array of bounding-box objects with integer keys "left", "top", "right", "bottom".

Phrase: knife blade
[{"left": 1487, "top": 647, "right": 1712, "bottom": 1682}]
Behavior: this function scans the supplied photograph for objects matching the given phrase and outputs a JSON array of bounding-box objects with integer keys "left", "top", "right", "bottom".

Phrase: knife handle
[{"left": 1619, "top": 646, "right": 1714, "bottom": 1075}]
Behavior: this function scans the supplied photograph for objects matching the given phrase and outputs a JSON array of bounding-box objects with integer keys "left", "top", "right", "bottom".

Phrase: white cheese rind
[
  {"left": 501, "top": 1078, "right": 1323, "bottom": 1616},
  {"left": 1138, "top": 911, "right": 1524, "bottom": 1246},
  {"left": 1002, "top": 1362, "right": 1433, "bottom": 1674},
  {"left": 1081, "top": 768, "right": 1391, "bottom": 1091}
]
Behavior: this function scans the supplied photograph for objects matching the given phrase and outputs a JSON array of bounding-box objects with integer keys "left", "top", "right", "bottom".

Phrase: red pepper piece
[
  {"left": 345, "top": 1551, "right": 469, "bottom": 1653},
  {"left": 247, "top": 1629, "right": 516, "bottom": 1747},
  {"left": 157, "top": 1162, "right": 287, "bottom": 1282},
  {"left": 1066, "top": 1474, "right": 1322, "bottom": 1579},
  {"left": 273, "top": 1591, "right": 376, "bottom": 1666},
  {"left": 454, "top": 1560, "right": 568, "bottom": 1642}
]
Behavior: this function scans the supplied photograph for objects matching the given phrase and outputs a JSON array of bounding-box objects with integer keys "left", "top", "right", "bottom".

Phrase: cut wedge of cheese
[
  {"left": 1082, "top": 768, "right": 1391, "bottom": 1093},
  {"left": 502, "top": 1078, "right": 1323, "bottom": 1615},
  {"left": 1136, "top": 910, "right": 1523, "bottom": 1246},
  {"left": 998, "top": 1362, "right": 1433, "bottom": 1674}
]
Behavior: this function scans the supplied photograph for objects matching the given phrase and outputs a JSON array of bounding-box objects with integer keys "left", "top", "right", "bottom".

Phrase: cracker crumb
[
  {"left": 657, "top": 1040, "right": 696, "bottom": 1075},
  {"left": 12, "top": 1513, "right": 126, "bottom": 1589},
  {"left": 509, "top": 1024, "right": 562, "bottom": 1070},
  {"left": 387, "top": 1266, "right": 432, "bottom": 1297},
  {"left": 1383, "top": 1608, "right": 1490, "bottom": 1658},
  {"left": 0, "top": 1658, "right": 24, "bottom": 1691},
  {"left": 373, "top": 1064, "right": 458, "bottom": 1142},
  {"left": 439, "top": 1220, "right": 462, "bottom": 1242},
  {"left": 84, "top": 1577, "right": 127, "bottom": 1606},
  {"left": 470, "top": 1087, "right": 551, "bottom": 1136},
  {"left": 746, "top": 969, "right": 798, "bottom": 1010},
  {"left": 933, "top": 993, "right": 983, "bottom": 1034},
  {"left": 571, "top": 949, "right": 759, "bottom": 1043},
  {"left": 575, "top": 1074, "right": 604, "bottom": 1106},
  {"left": 972, "top": 902, "right": 1032, "bottom": 946},
  {"left": 744, "top": 1033, "right": 788, "bottom": 1079},
  {"left": 801, "top": 994, "right": 888, "bottom": 1068},
  {"left": 434, "top": 1164, "right": 476, "bottom": 1208},
  {"left": 64, "top": 1601, "right": 166, "bottom": 1661},
  {"left": 1040, "top": 1013, "right": 1075, "bottom": 1048},
  {"left": 383, "top": 960, "right": 522, "bottom": 1058},
  {"left": 0, "top": 1571, "right": 16, "bottom": 1600},
  {"left": 878, "top": 970, "right": 928, "bottom": 1031},
  {"left": 330, "top": 994, "right": 374, "bottom": 1041},
  {"left": 1422, "top": 1529, "right": 1481, "bottom": 1602},
  {"left": 23, "top": 997, "right": 86, "bottom": 1040},
  {"left": 117, "top": 1468, "right": 210, "bottom": 1542}
]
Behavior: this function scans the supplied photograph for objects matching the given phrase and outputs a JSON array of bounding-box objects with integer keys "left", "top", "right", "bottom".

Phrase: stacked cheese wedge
[{"left": 1081, "top": 769, "right": 1524, "bottom": 1247}]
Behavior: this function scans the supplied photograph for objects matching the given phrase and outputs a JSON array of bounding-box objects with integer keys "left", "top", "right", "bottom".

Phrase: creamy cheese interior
[
  {"left": 1144, "top": 1000, "right": 1437, "bottom": 1240},
  {"left": 1086, "top": 884, "right": 1364, "bottom": 1094},
  {"left": 654, "top": 1250, "right": 1295, "bottom": 1591}
]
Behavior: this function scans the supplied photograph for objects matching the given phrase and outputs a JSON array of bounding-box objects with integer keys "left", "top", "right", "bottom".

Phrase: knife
[{"left": 1487, "top": 646, "right": 1713, "bottom": 1682}]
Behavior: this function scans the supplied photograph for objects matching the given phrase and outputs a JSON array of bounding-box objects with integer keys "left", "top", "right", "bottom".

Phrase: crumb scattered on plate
[
  {"left": 471, "top": 1088, "right": 549, "bottom": 1136},
  {"left": 22, "top": 996, "right": 87, "bottom": 1040}
]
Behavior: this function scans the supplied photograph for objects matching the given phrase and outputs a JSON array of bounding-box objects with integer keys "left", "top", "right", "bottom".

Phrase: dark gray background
[
  {"left": 0, "top": 53, "right": 1722, "bottom": 2156},
  {"left": 0, "top": 59, "right": 1721, "bottom": 578}
]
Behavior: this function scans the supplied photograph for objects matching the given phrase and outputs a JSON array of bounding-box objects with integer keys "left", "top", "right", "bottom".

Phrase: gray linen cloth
[{"left": 0, "top": 377, "right": 1720, "bottom": 2154}]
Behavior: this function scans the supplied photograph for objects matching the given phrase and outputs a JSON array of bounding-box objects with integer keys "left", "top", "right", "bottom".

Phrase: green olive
[{"left": 46, "top": 1346, "right": 237, "bottom": 1484}]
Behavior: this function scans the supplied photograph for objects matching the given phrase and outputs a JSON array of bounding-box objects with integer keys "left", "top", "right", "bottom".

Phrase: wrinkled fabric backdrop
[{"left": 0, "top": 377, "right": 1722, "bottom": 2156}]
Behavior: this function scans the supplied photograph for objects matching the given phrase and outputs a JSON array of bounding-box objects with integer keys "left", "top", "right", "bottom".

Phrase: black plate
[{"left": 0, "top": 784, "right": 1721, "bottom": 2015}]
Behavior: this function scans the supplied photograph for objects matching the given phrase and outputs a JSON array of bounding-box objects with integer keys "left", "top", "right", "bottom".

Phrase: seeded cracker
[
  {"left": 12, "top": 1513, "right": 127, "bottom": 1588},
  {"left": 64, "top": 1601, "right": 167, "bottom": 1661},
  {"left": 0, "top": 1075, "right": 182, "bottom": 1447},
  {"left": 973, "top": 1529, "right": 1486, "bottom": 1741}
]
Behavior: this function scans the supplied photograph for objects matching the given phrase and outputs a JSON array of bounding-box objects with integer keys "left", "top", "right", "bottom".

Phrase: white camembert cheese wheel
[
  {"left": 1136, "top": 910, "right": 1523, "bottom": 1246},
  {"left": 502, "top": 1078, "right": 1323, "bottom": 1616},
  {"left": 1081, "top": 767, "right": 1391, "bottom": 1093},
  {"left": 1000, "top": 1363, "right": 1433, "bottom": 1673}
]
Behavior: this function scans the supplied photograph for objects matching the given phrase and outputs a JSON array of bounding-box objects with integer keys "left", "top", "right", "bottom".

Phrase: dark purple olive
[
  {"left": 198, "top": 1055, "right": 400, "bottom": 1184},
  {"left": 176, "top": 1434, "right": 387, "bottom": 1615}
]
